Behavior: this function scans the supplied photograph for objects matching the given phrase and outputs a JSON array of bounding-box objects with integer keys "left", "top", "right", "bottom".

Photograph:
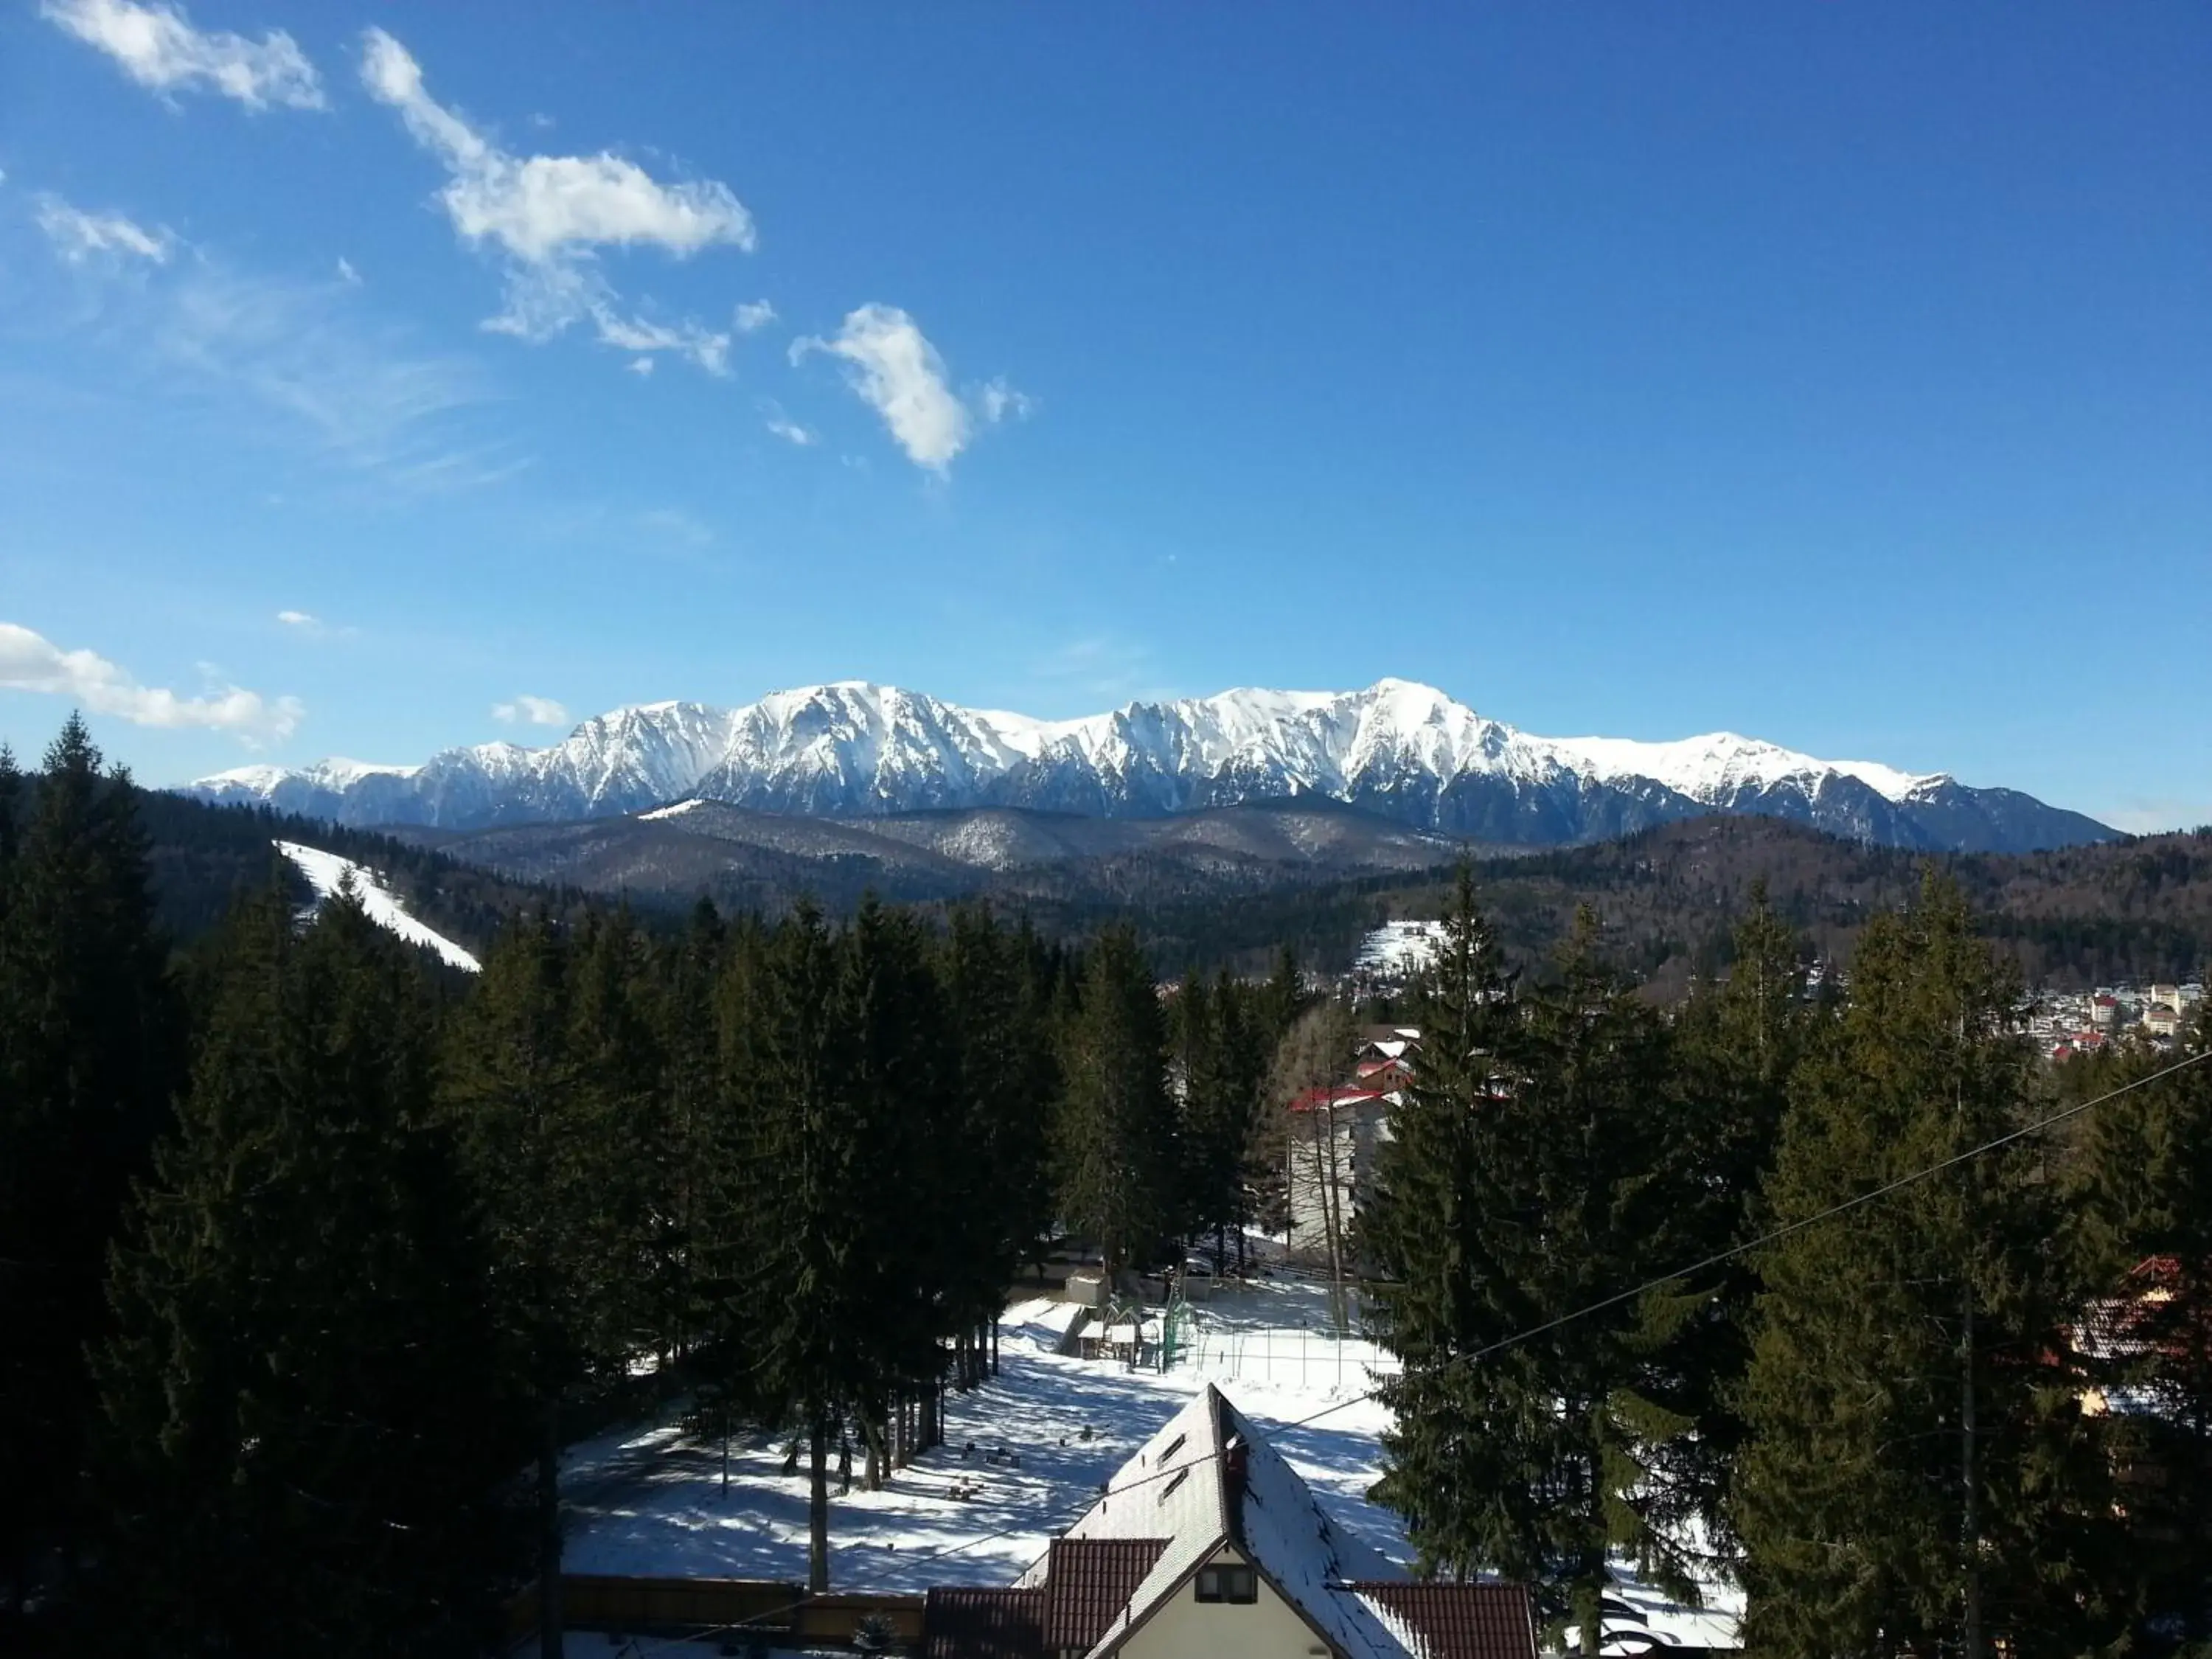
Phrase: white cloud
[
  {"left": 759, "top": 400, "right": 816, "bottom": 446},
  {"left": 590, "top": 306, "right": 728, "bottom": 375},
  {"left": 275, "top": 608, "right": 318, "bottom": 628},
  {"left": 358, "top": 28, "right": 751, "bottom": 373},
  {"left": 978, "top": 376, "right": 1035, "bottom": 424},
  {"left": 41, "top": 0, "right": 324, "bottom": 111},
  {"left": 627, "top": 355, "right": 654, "bottom": 377},
  {"left": 35, "top": 193, "right": 173, "bottom": 264},
  {"left": 0, "top": 621, "right": 302, "bottom": 742},
  {"left": 791, "top": 304, "right": 973, "bottom": 473},
  {"left": 493, "top": 694, "right": 569, "bottom": 727},
  {"left": 335, "top": 256, "right": 361, "bottom": 285},
  {"left": 734, "top": 298, "right": 776, "bottom": 333}
]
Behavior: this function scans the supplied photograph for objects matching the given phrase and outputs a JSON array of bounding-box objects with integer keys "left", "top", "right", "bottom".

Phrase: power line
[
  {"left": 1276, "top": 1041, "right": 2212, "bottom": 1434},
  {"left": 611, "top": 1041, "right": 2212, "bottom": 1652}
]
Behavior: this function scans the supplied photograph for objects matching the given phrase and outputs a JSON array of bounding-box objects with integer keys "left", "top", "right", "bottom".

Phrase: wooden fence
[{"left": 509, "top": 1576, "right": 928, "bottom": 1644}]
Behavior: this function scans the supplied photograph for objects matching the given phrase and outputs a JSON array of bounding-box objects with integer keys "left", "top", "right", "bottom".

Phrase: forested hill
[
  {"left": 131, "top": 788, "right": 586, "bottom": 959},
  {"left": 136, "top": 787, "right": 2212, "bottom": 992},
  {"left": 1116, "top": 815, "right": 2212, "bottom": 990}
]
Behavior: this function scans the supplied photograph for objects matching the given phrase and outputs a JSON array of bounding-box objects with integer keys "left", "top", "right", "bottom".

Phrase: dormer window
[{"left": 1195, "top": 1565, "right": 1258, "bottom": 1604}]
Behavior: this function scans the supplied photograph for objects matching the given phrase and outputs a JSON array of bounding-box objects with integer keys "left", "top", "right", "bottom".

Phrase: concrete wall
[{"left": 1123, "top": 1547, "right": 1332, "bottom": 1659}]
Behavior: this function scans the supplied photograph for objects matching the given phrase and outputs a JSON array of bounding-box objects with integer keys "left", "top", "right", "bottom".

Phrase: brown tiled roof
[
  {"left": 1349, "top": 1582, "right": 1539, "bottom": 1659},
  {"left": 924, "top": 1587, "right": 1046, "bottom": 1659},
  {"left": 1042, "top": 1537, "right": 1170, "bottom": 1649}
]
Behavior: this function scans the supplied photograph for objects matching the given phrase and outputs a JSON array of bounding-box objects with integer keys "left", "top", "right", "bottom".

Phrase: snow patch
[
  {"left": 1354, "top": 920, "right": 1447, "bottom": 979},
  {"left": 640, "top": 798, "right": 710, "bottom": 821},
  {"left": 275, "top": 840, "right": 481, "bottom": 973}
]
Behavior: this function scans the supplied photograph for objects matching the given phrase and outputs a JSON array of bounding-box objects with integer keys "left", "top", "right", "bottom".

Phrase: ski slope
[{"left": 275, "top": 840, "right": 481, "bottom": 973}]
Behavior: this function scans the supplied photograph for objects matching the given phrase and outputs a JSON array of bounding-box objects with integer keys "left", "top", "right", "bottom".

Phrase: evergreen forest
[{"left": 4, "top": 717, "right": 2210, "bottom": 1658}]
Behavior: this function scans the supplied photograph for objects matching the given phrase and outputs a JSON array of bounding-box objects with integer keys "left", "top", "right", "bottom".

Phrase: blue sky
[{"left": 1, "top": 1, "right": 2205, "bottom": 829}]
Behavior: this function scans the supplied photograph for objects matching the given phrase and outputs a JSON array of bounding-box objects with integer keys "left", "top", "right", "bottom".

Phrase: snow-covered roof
[{"left": 1023, "top": 1386, "right": 1533, "bottom": 1659}]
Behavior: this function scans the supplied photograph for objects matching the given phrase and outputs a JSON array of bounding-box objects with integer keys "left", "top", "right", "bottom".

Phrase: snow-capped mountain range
[{"left": 184, "top": 679, "right": 2115, "bottom": 853}]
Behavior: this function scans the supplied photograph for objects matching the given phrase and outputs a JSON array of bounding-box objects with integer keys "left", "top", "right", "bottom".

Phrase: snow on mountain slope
[
  {"left": 1548, "top": 731, "right": 1942, "bottom": 804},
  {"left": 184, "top": 681, "right": 2114, "bottom": 855},
  {"left": 276, "top": 840, "right": 481, "bottom": 973}
]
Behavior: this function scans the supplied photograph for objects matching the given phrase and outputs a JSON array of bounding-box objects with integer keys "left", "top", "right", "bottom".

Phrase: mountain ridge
[{"left": 183, "top": 678, "right": 2117, "bottom": 855}]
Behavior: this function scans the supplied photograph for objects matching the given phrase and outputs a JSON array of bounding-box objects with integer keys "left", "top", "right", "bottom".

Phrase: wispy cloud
[
  {"left": 1, "top": 620, "right": 302, "bottom": 742},
  {"left": 335, "top": 256, "right": 361, "bottom": 285},
  {"left": 1031, "top": 635, "right": 1160, "bottom": 705},
  {"left": 734, "top": 298, "right": 776, "bottom": 333},
  {"left": 791, "top": 305, "right": 971, "bottom": 473},
  {"left": 275, "top": 608, "right": 355, "bottom": 639},
  {"left": 759, "top": 399, "right": 816, "bottom": 446},
  {"left": 493, "top": 693, "right": 569, "bottom": 727},
  {"left": 978, "top": 376, "right": 1035, "bottom": 424},
  {"left": 637, "top": 507, "right": 714, "bottom": 547},
  {"left": 41, "top": 0, "right": 324, "bottom": 111},
  {"left": 32, "top": 200, "right": 512, "bottom": 490},
  {"left": 35, "top": 194, "right": 173, "bottom": 264},
  {"left": 358, "top": 27, "right": 749, "bottom": 375},
  {"left": 2099, "top": 799, "right": 2212, "bottom": 836}
]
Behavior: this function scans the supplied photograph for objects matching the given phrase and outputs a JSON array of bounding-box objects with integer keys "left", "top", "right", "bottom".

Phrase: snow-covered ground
[
  {"left": 1354, "top": 919, "right": 1445, "bottom": 980},
  {"left": 560, "top": 1281, "right": 1739, "bottom": 1652},
  {"left": 275, "top": 840, "right": 481, "bottom": 973}
]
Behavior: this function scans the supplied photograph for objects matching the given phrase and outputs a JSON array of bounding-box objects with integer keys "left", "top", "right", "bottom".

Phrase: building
[
  {"left": 925, "top": 1386, "right": 1537, "bottom": 1659},
  {"left": 1284, "top": 1030, "right": 1419, "bottom": 1266}
]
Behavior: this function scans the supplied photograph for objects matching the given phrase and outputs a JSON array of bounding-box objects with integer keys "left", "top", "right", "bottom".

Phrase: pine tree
[
  {"left": 729, "top": 901, "right": 886, "bottom": 1590},
  {"left": 1662, "top": 880, "right": 1823, "bottom": 1552},
  {"left": 1172, "top": 971, "right": 1264, "bottom": 1274},
  {"left": 440, "top": 913, "right": 607, "bottom": 1658},
  {"left": 649, "top": 898, "right": 727, "bottom": 1365},
  {"left": 1366, "top": 864, "right": 1523, "bottom": 1570},
  {"left": 93, "top": 882, "right": 528, "bottom": 1655},
  {"left": 1734, "top": 872, "right": 2112, "bottom": 1659},
  {"left": 566, "top": 908, "right": 666, "bottom": 1357},
  {"left": 942, "top": 905, "right": 1054, "bottom": 1373},
  {"left": 2068, "top": 997, "right": 2212, "bottom": 1644},
  {"left": 1055, "top": 925, "right": 1175, "bottom": 1281},
  {"left": 0, "top": 716, "right": 178, "bottom": 1608},
  {"left": 1369, "top": 880, "right": 1696, "bottom": 1652}
]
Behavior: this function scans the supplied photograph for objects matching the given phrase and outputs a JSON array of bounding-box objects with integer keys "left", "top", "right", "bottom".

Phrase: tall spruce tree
[
  {"left": 648, "top": 898, "right": 728, "bottom": 1365},
  {"left": 94, "top": 882, "right": 526, "bottom": 1655},
  {"left": 440, "top": 913, "right": 609, "bottom": 1659},
  {"left": 1663, "top": 880, "right": 1822, "bottom": 1551},
  {"left": 1734, "top": 872, "right": 2113, "bottom": 1659},
  {"left": 566, "top": 909, "right": 666, "bottom": 1357},
  {"left": 1369, "top": 881, "right": 1697, "bottom": 1652},
  {"left": 2068, "top": 999, "right": 2212, "bottom": 1645},
  {"left": 1055, "top": 925, "right": 1175, "bottom": 1280},
  {"left": 1172, "top": 970, "right": 1264, "bottom": 1273},
  {"left": 0, "top": 717, "right": 178, "bottom": 1610},
  {"left": 941, "top": 905, "right": 1054, "bottom": 1375},
  {"left": 1366, "top": 865, "right": 1523, "bottom": 1571},
  {"left": 728, "top": 902, "right": 889, "bottom": 1590}
]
